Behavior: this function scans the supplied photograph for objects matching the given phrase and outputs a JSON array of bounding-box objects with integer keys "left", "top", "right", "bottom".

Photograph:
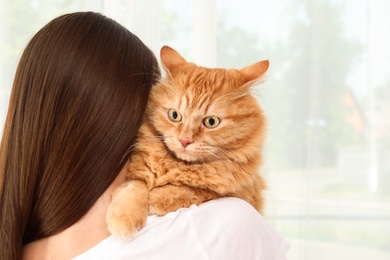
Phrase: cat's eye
[
  {"left": 168, "top": 109, "right": 182, "bottom": 122},
  {"left": 203, "top": 116, "right": 221, "bottom": 129}
]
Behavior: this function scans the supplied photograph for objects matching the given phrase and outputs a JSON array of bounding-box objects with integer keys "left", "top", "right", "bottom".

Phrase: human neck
[{"left": 22, "top": 167, "right": 127, "bottom": 260}]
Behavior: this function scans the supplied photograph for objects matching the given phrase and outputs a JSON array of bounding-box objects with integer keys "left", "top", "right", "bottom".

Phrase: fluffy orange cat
[{"left": 106, "top": 46, "right": 269, "bottom": 238}]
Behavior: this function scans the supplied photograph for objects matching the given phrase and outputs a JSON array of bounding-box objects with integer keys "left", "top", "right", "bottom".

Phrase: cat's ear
[
  {"left": 160, "top": 46, "right": 187, "bottom": 72},
  {"left": 240, "top": 60, "right": 269, "bottom": 87}
]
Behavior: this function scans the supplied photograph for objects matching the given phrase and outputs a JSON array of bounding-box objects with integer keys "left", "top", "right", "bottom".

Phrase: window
[{"left": 1, "top": 1, "right": 389, "bottom": 259}]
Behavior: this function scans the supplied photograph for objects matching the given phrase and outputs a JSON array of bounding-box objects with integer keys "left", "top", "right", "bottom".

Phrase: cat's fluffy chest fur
[{"left": 106, "top": 46, "right": 269, "bottom": 238}]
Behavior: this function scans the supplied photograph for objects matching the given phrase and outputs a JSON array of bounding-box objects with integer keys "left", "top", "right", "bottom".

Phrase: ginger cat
[{"left": 107, "top": 46, "right": 269, "bottom": 238}]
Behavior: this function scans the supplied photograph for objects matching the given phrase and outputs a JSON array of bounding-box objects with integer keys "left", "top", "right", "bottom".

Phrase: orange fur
[{"left": 107, "top": 46, "right": 269, "bottom": 238}]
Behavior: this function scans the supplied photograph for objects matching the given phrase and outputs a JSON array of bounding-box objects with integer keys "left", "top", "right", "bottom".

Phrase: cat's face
[
  {"left": 146, "top": 46, "right": 268, "bottom": 163},
  {"left": 147, "top": 64, "right": 265, "bottom": 163}
]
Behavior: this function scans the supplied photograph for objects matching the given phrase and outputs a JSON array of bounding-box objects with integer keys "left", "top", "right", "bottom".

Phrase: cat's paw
[
  {"left": 106, "top": 205, "right": 147, "bottom": 239},
  {"left": 106, "top": 181, "right": 148, "bottom": 239}
]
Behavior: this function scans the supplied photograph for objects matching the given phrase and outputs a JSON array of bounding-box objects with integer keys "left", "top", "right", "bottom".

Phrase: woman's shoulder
[
  {"left": 189, "top": 197, "right": 266, "bottom": 234},
  {"left": 189, "top": 197, "right": 290, "bottom": 260},
  {"left": 73, "top": 197, "right": 289, "bottom": 260},
  {"left": 191, "top": 196, "right": 260, "bottom": 218}
]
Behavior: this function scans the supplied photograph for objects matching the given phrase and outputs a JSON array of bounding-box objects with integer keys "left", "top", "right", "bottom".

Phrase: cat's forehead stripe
[
  {"left": 182, "top": 69, "right": 226, "bottom": 105},
  {"left": 179, "top": 92, "right": 190, "bottom": 111}
]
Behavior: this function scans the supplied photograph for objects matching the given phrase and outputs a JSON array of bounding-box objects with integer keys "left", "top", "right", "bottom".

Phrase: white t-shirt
[{"left": 73, "top": 197, "right": 290, "bottom": 260}]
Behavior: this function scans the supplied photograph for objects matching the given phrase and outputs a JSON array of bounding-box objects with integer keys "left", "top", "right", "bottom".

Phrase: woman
[
  {"left": 0, "top": 12, "right": 289, "bottom": 260},
  {"left": 0, "top": 11, "right": 159, "bottom": 259}
]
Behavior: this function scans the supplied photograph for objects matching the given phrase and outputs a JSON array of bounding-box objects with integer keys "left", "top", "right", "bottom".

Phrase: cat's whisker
[
  {"left": 206, "top": 146, "right": 235, "bottom": 160},
  {"left": 204, "top": 150, "right": 223, "bottom": 162},
  {"left": 210, "top": 149, "right": 250, "bottom": 178},
  {"left": 159, "top": 149, "right": 173, "bottom": 163},
  {"left": 121, "top": 135, "right": 165, "bottom": 164},
  {"left": 121, "top": 144, "right": 138, "bottom": 163},
  {"left": 206, "top": 150, "right": 249, "bottom": 174},
  {"left": 209, "top": 147, "right": 249, "bottom": 169}
]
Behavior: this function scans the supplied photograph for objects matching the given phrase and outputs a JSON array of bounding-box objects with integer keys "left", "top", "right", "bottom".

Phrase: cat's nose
[{"left": 179, "top": 138, "right": 193, "bottom": 148}]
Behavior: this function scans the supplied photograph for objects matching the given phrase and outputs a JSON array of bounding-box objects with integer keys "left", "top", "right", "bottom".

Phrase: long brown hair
[{"left": 0, "top": 12, "right": 160, "bottom": 259}]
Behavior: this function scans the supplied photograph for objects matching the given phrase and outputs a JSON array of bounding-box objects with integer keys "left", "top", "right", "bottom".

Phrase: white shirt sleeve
[
  {"left": 190, "top": 197, "right": 290, "bottom": 260},
  {"left": 73, "top": 197, "right": 289, "bottom": 260}
]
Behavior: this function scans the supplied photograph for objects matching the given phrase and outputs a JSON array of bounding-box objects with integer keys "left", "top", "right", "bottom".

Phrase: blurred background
[{"left": 1, "top": 0, "right": 389, "bottom": 259}]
